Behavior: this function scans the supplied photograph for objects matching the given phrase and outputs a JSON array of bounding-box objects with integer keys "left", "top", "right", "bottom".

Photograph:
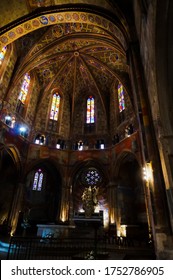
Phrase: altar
[
  {"left": 73, "top": 211, "right": 103, "bottom": 227},
  {"left": 36, "top": 224, "right": 75, "bottom": 238}
]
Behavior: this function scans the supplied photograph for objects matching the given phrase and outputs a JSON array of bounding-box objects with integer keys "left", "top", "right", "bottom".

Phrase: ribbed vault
[{"left": 11, "top": 15, "right": 130, "bottom": 126}]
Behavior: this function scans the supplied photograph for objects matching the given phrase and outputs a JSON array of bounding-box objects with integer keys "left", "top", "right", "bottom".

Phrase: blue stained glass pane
[
  {"left": 90, "top": 116, "right": 94, "bottom": 123},
  {"left": 33, "top": 172, "right": 39, "bottom": 190},
  {"left": 37, "top": 173, "right": 43, "bottom": 191}
]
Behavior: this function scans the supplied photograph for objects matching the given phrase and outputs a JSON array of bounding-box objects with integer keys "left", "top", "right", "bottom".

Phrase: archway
[
  {"left": 72, "top": 161, "right": 109, "bottom": 228},
  {"left": 23, "top": 160, "right": 62, "bottom": 227},
  {"left": 0, "top": 147, "right": 20, "bottom": 234},
  {"left": 114, "top": 151, "right": 148, "bottom": 240}
]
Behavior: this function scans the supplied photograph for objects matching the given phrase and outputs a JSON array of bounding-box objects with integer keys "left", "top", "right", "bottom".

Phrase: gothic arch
[
  {"left": 25, "top": 157, "right": 64, "bottom": 179},
  {"left": 0, "top": 144, "right": 22, "bottom": 232},
  {"left": 0, "top": 8, "right": 128, "bottom": 50},
  {"left": 0, "top": 143, "right": 22, "bottom": 176},
  {"left": 113, "top": 150, "right": 147, "bottom": 226},
  {"left": 0, "top": 43, "right": 14, "bottom": 85},
  {"left": 24, "top": 158, "right": 63, "bottom": 223},
  {"left": 70, "top": 159, "right": 109, "bottom": 224},
  {"left": 113, "top": 150, "right": 141, "bottom": 180}
]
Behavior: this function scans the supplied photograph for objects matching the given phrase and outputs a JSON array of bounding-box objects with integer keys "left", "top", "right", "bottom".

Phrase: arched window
[
  {"left": 86, "top": 96, "right": 95, "bottom": 123},
  {"left": 18, "top": 73, "right": 30, "bottom": 104},
  {"left": 32, "top": 169, "right": 43, "bottom": 191},
  {"left": 118, "top": 83, "right": 125, "bottom": 123},
  {"left": 50, "top": 93, "right": 61, "bottom": 121},
  {"left": 0, "top": 46, "right": 7, "bottom": 65},
  {"left": 118, "top": 83, "right": 125, "bottom": 112}
]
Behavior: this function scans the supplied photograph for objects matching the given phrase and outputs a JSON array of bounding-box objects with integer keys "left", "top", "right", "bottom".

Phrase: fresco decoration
[
  {"left": 29, "top": 34, "right": 125, "bottom": 97},
  {"left": 36, "top": 55, "right": 71, "bottom": 86},
  {"left": 27, "top": 0, "right": 114, "bottom": 13},
  {"left": 35, "top": 51, "right": 115, "bottom": 114},
  {"left": 0, "top": 11, "right": 127, "bottom": 50},
  {"left": 27, "top": 0, "right": 55, "bottom": 10},
  {"left": 0, "top": 10, "right": 131, "bottom": 132},
  {"left": 26, "top": 23, "right": 122, "bottom": 58},
  {"left": 14, "top": 26, "right": 50, "bottom": 67}
]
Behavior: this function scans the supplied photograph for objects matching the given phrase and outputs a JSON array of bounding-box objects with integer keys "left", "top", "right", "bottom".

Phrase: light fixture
[
  {"left": 117, "top": 230, "right": 120, "bottom": 237},
  {"left": 5, "top": 115, "right": 11, "bottom": 121},
  {"left": 78, "top": 145, "right": 83, "bottom": 151},
  {"left": 19, "top": 126, "right": 26, "bottom": 133},
  {"left": 143, "top": 162, "right": 153, "bottom": 182},
  {"left": 120, "top": 225, "right": 127, "bottom": 237},
  {"left": 19, "top": 125, "right": 28, "bottom": 137},
  {"left": 5, "top": 115, "right": 12, "bottom": 125},
  {"left": 143, "top": 167, "right": 147, "bottom": 180},
  {"left": 78, "top": 141, "right": 83, "bottom": 150}
]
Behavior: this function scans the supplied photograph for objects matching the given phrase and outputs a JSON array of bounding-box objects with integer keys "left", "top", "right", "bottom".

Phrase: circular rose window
[{"left": 80, "top": 168, "right": 102, "bottom": 186}]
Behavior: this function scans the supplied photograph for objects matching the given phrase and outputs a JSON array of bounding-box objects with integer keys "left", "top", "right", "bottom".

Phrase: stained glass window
[
  {"left": 33, "top": 172, "right": 39, "bottom": 190},
  {"left": 32, "top": 169, "right": 43, "bottom": 191},
  {"left": 86, "top": 96, "right": 95, "bottom": 123},
  {"left": 81, "top": 168, "right": 102, "bottom": 186},
  {"left": 37, "top": 173, "right": 43, "bottom": 191},
  {"left": 0, "top": 46, "right": 7, "bottom": 65},
  {"left": 18, "top": 73, "right": 30, "bottom": 104},
  {"left": 50, "top": 93, "right": 61, "bottom": 121},
  {"left": 118, "top": 83, "right": 125, "bottom": 112}
]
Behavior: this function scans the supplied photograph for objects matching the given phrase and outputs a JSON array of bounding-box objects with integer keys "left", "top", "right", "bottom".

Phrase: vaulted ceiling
[
  {"left": 15, "top": 21, "right": 129, "bottom": 105},
  {"left": 0, "top": 1, "right": 135, "bottom": 137}
]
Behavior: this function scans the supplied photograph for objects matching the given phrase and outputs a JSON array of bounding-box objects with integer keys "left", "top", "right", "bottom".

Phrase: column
[{"left": 7, "top": 182, "right": 24, "bottom": 235}]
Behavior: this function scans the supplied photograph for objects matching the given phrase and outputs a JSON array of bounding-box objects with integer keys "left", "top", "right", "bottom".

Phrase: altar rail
[{"left": 7, "top": 236, "right": 108, "bottom": 260}]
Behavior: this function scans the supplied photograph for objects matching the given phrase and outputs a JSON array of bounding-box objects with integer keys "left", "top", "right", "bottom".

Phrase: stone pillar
[
  {"left": 69, "top": 185, "right": 74, "bottom": 225},
  {"left": 59, "top": 185, "right": 70, "bottom": 223},
  {"left": 158, "top": 135, "right": 173, "bottom": 231},
  {"left": 129, "top": 43, "right": 173, "bottom": 259},
  {"left": 8, "top": 182, "right": 24, "bottom": 235},
  {"left": 107, "top": 182, "right": 118, "bottom": 227}
]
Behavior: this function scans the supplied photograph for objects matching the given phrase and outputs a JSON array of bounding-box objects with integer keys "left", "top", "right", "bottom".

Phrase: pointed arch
[
  {"left": 24, "top": 159, "right": 63, "bottom": 222},
  {"left": 113, "top": 150, "right": 140, "bottom": 179},
  {"left": 32, "top": 169, "right": 44, "bottom": 191},
  {"left": 0, "top": 144, "right": 22, "bottom": 176}
]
